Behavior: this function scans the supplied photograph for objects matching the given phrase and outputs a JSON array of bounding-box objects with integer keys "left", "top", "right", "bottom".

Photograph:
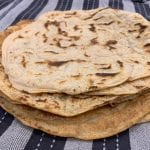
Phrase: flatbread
[
  {"left": 0, "top": 19, "right": 150, "bottom": 117},
  {"left": 2, "top": 8, "right": 150, "bottom": 95},
  {"left": 1, "top": 22, "right": 144, "bottom": 117},
  {"left": 2, "top": 8, "right": 137, "bottom": 95},
  {"left": 0, "top": 91, "right": 150, "bottom": 140}
]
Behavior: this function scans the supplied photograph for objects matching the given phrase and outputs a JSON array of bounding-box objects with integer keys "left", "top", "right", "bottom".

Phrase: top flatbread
[
  {"left": 2, "top": 8, "right": 150, "bottom": 95},
  {"left": 2, "top": 8, "right": 137, "bottom": 95}
]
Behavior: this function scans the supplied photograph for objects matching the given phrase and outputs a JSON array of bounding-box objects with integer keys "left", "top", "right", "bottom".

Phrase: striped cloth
[{"left": 0, "top": 0, "right": 150, "bottom": 149}]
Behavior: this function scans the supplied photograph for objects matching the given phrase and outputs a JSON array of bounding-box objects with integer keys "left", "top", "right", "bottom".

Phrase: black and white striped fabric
[{"left": 0, "top": 0, "right": 150, "bottom": 149}]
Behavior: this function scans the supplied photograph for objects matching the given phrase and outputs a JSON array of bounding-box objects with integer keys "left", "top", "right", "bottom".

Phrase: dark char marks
[{"left": 95, "top": 72, "right": 118, "bottom": 76}]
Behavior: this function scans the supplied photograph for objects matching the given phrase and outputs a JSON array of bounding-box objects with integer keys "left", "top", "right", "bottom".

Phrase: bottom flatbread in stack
[{"left": 0, "top": 92, "right": 150, "bottom": 140}]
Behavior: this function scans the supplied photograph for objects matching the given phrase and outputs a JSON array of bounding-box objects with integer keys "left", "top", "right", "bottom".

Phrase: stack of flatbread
[{"left": 0, "top": 7, "right": 150, "bottom": 140}]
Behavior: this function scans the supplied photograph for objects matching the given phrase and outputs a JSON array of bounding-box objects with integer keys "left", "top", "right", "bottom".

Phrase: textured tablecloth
[{"left": 0, "top": 0, "right": 150, "bottom": 149}]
